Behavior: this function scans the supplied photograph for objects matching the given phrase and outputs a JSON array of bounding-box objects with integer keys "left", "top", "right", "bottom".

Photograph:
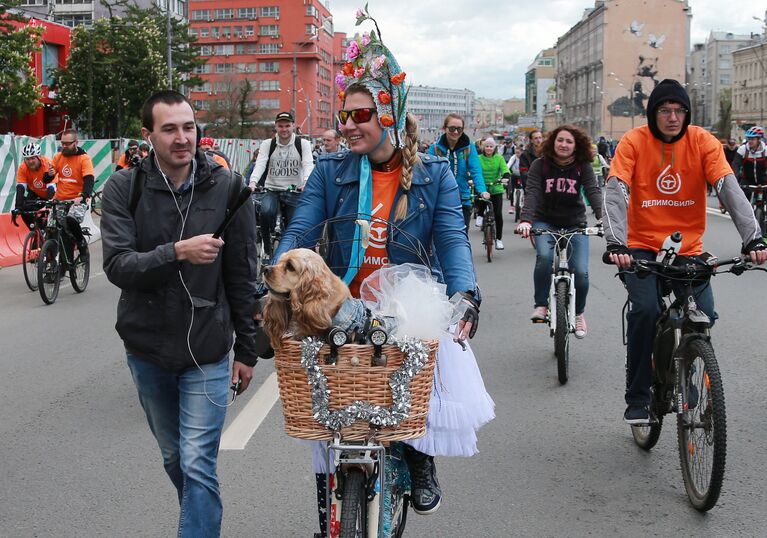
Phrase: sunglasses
[
  {"left": 337, "top": 108, "right": 377, "bottom": 124},
  {"left": 446, "top": 126, "right": 464, "bottom": 134}
]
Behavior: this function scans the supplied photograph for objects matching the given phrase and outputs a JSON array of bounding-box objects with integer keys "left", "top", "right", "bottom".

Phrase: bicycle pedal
[{"left": 531, "top": 318, "right": 548, "bottom": 324}]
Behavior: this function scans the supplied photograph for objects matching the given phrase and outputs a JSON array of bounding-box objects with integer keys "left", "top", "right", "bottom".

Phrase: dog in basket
[{"left": 262, "top": 248, "right": 376, "bottom": 349}]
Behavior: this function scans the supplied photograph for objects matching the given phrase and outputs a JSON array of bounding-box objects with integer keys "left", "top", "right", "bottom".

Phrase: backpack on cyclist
[{"left": 256, "top": 136, "right": 304, "bottom": 188}]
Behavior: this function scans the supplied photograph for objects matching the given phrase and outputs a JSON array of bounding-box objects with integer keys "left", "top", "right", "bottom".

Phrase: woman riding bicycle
[
  {"left": 273, "top": 12, "right": 493, "bottom": 536},
  {"left": 427, "top": 114, "right": 490, "bottom": 230},
  {"left": 515, "top": 124, "right": 603, "bottom": 338},
  {"left": 476, "top": 138, "right": 511, "bottom": 250}
]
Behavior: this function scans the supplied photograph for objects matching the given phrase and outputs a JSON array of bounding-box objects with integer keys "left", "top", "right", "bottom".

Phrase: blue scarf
[{"left": 342, "top": 155, "right": 372, "bottom": 285}]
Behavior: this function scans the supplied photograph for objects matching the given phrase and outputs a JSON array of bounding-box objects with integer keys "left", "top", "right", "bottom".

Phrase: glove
[
  {"left": 742, "top": 237, "right": 766, "bottom": 255},
  {"left": 602, "top": 243, "right": 629, "bottom": 265},
  {"left": 456, "top": 291, "right": 480, "bottom": 339},
  {"left": 11, "top": 208, "right": 21, "bottom": 227}
]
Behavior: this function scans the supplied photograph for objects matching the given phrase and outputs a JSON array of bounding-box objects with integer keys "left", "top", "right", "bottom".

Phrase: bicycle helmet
[
  {"left": 22, "top": 142, "right": 42, "bottom": 158},
  {"left": 745, "top": 126, "right": 764, "bottom": 139}
]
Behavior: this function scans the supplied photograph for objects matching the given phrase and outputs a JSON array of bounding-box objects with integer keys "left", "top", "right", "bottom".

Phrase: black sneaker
[
  {"left": 623, "top": 405, "right": 651, "bottom": 425},
  {"left": 404, "top": 446, "right": 442, "bottom": 515}
]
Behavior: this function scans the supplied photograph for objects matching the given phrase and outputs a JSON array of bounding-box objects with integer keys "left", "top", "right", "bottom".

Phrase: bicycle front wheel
[
  {"left": 22, "top": 230, "right": 41, "bottom": 291},
  {"left": 339, "top": 468, "right": 367, "bottom": 538},
  {"left": 37, "top": 239, "right": 61, "bottom": 305},
  {"left": 484, "top": 223, "right": 494, "bottom": 262},
  {"left": 514, "top": 190, "right": 523, "bottom": 222},
  {"left": 554, "top": 280, "right": 569, "bottom": 384},
  {"left": 631, "top": 415, "right": 664, "bottom": 450},
  {"left": 91, "top": 192, "right": 102, "bottom": 216},
  {"left": 677, "top": 339, "right": 726, "bottom": 511},
  {"left": 70, "top": 242, "right": 90, "bottom": 293}
]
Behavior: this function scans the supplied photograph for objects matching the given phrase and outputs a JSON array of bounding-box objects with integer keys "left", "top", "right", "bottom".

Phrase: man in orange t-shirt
[
  {"left": 12, "top": 142, "right": 57, "bottom": 229},
  {"left": 603, "top": 79, "right": 766, "bottom": 425},
  {"left": 52, "top": 129, "right": 95, "bottom": 256}
]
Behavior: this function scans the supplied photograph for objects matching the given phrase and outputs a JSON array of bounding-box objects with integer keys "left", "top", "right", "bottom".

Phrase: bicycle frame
[{"left": 548, "top": 238, "right": 575, "bottom": 338}]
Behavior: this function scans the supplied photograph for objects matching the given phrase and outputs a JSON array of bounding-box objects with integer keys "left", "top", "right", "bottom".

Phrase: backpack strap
[
  {"left": 257, "top": 138, "right": 279, "bottom": 187},
  {"left": 295, "top": 136, "right": 303, "bottom": 158},
  {"left": 128, "top": 165, "right": 145, "bottom": 216}
]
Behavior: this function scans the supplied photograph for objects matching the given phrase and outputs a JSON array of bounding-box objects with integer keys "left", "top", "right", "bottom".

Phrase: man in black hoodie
[{"left": 603, "top": 79, "right": 766, "bottom": 425}]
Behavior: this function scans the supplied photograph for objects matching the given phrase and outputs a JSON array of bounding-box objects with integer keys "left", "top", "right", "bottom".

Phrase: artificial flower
[
  {"left": 380, "top": 114, "right": 395, "bottom": 127},
  {"left": 355, "top": 8, "right": 365, "bottom": 19},
  {"left": 390, "top": 72, "right": 406, "bottom": 85},
  {"left": 378, "top": 91, "right": 392, "bottom": 104},
  {"left": 337, "top": 90, "right": 346, "bottom": 102},
  {"left": 347, "top": 40, "right": 360, "bottom": 61},
  {"left": 360, "top": 32, "right": 371, "bottom": 47},
  {"left": 335, "top": 73, "right": 347, "bottom": 90},
  {"left": 342, "top": 62, "right": 355, "bottom": 76},
  {"left": 373, "top": 55, "right": 387, "bottom": 71},
  {"left": 353, "top": 67, "right": 366, "bottom": 78}
]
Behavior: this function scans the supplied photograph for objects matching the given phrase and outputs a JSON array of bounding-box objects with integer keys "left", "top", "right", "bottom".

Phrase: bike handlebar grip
[{"left": 601, "top": 251, "right": 616, "bottom": 265}]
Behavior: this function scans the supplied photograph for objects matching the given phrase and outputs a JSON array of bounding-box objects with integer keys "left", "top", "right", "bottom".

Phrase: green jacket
[{"left": 478, "top": 153, "right": 510, "bottom": 196}]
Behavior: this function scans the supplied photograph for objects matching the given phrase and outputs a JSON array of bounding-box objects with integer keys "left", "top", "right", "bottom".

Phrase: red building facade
[
  {"left": 3, "top": 17, "right": 71, "bottom": 136},
  {"left": 188, "top": 0, "right": 344, "bottom": 137}
]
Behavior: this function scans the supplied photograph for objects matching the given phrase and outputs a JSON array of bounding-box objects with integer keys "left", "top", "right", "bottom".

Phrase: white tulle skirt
[{"left": 306, "top": 335, "right": 495, "bottom": 473}]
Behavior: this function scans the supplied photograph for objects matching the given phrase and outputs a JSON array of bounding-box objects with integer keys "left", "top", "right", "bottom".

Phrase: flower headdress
[{"left": 336, "top": 5, "right": 409, "bottom": 148}]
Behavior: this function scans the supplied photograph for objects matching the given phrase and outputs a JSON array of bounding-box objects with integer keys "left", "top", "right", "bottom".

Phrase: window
[
  {"left": 233, "top": 26, "right": 242, "bottom": 37},
  {"left": 193, "top": 100, "right": 209, "bottom": 110},
  {"left": 719, "top": 59, "right": 731, "bottom": 69},
  {"left": 214, "top": 44, "right": 234, "bottom": 56},
  {"left": 188, "top": 28, "right": 198, "bottom": 37},
  {"left": 215, "top": 63, "right": 234, "bottom": 73},
  {"left": 193, "top": 64, "right": 211, "bottom": 74},
  {"left": 306, "top": 5, "right": 317, "bottom": 17},
  {"left": 260, "top": 99, "right": 280, "bottom": 109},
  {"left": 222, "top": 27, "right": 231, "bottom": 38},
  {"left": 199, "top": 27, "right": 209, "bottom": 38},
  {"left": 259, "top": 24, "right": 279, "bottom": 36},
  {"left": 215, "top": 81, "right": 230, "bottom": 92},
  {"left": 259, "top": 61, "right": 279, "bottom": 73},
  {"left": 21, "top": 0, "right": 47, "bottom": 5},
  {"left": 244, "top": 25, "right": 254, "bottom": 37},
  {"left": 259, "top": 43, "right": 279, "bottom": 54},
  {"left": 248, "top": 45, "right": 258, "bottom": 55},
  {"left": 214, "top": 8, "right": 233, "bottom": 20},
  {"left": 199, "top": 45, "right": 212, "bottom": 56},
  {"left": 260, "top": 80, "right": 280, "bottom": 91},
  {"left": 192, "top": 10, "right": 209, "bottom": 20},
  {"left": 306, "top": 24, "right": 317, "bottom": 36},
  {"left": 238, "top": 7, "right": 256, "bottom": 19},
  {"left": 54, "top": 14, "right": 92, "bottom": 27},
  {"left": 211, "top": 27, "right": 219, "bottom": 38},
  {"left": 720, "top": 75, "right": 730, "bottom": 85},
  {"left": 260, "top": 6, "right": 279, "bottom": 17},
  {"left": 236, "top": 44, "right": 245, "bottom": 55},
  {"left": 42, "top": 43, "right": 60, "bottom": 87},
  {"left": 318, "top": 66, "right": 331, "bottom": 80}
]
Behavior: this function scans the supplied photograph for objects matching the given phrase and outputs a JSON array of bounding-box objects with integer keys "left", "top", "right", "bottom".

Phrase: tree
[
  {"left": 0, "top": 1, "right": 43, "bottom": 123},
  {"left": 205, "top": 77, "right": 270, "bottom": 139},
  {"left": 55, "top": 0, "right": 204, "bottom": 138},
  {"left": 715, "top": 88, "right": 732, "bottom": 140}
]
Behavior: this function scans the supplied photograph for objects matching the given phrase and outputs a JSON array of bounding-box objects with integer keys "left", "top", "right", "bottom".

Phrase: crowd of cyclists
[{"left": 8, "top": 76, "right": 767, "bottom": 536}]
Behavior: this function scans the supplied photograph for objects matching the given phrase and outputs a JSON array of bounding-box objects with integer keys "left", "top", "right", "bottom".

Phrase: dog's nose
[{"left": 262, "top": 265, "right": 272, "bottom": 277}]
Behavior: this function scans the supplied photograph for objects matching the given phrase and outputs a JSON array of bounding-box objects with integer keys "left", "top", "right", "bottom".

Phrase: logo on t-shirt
[
  {"left": 656, "top": 164, "right": 681, "bottom": 195},
  {"left": 33, "top": 179, "right": 44, "bottom": 189},
  {"left": 61, "top": 164, "right": 73, "bottom": 178}
]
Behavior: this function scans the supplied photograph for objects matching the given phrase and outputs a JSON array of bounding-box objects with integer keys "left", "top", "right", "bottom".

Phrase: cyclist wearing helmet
[
  {"left": 732, "top": 126, "right": 766, "bottom": 198},
  {"left": 12, "top": 143, "right": 57, "bottom": 229}
]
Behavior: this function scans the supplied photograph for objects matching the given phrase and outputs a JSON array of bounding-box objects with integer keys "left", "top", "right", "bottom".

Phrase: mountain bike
[
  {"left": 743, "top": 184, "right": 767, "bottom": 237},
  {"left": 616, "top": 245, "right": 765, "bottom": 511},
  {"left": 477, "top": 196, "right": 496, "bottom": 263},
  {"left": 526, "top": 225, "right": 603, "bottom": 384},
  {"left": 19, "top": 201, "right": 50, "bottom": 291},
  {"left": 90, "top": 189, "right": 103, "bottom": 216},
  {"left": 37, "top": 200, "right": 90, "bottom": 305},
  {"left": 253, "top": 185, "right": 299, "bottom": 280}
]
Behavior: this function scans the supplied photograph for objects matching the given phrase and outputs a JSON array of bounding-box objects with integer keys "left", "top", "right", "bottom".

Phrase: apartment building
[
  {"left": 702, "top": 31, "right": 757, "bottom": 129},
  {"left": 525, "top": 47, "right": 556, "bottom": 128},
  {"left": 407, "top": 85, "right": 475, "bottom": 139},
  {"left": 17, "top": 0, "right": 186, "bottom": 28},
  {"left": 732, "top": 40, "right": 767, "bottom": 134}
]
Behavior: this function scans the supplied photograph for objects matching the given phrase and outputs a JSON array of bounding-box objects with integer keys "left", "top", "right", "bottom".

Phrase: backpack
[
  {"left": 257, "top": 136, "right": 304, "bottom": 187},
  {"left": 127, "top": 161, "right": 244, "bottom": 220}
]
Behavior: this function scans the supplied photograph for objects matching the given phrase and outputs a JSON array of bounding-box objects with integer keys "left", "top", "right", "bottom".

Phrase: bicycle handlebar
[
  {"left": 513, "top": 226, "right": 604, "bottom": 237},
  {"left": 608, "top": 254, "right": 764, "bottom": 278}
]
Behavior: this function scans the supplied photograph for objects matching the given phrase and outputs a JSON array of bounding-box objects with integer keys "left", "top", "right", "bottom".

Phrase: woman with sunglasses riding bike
[
  {"left": 427, "top": 114, "right": 490, "bottom": 230},
  {"left": 273, "top": 11, "right": 494, "bottom": 535}
]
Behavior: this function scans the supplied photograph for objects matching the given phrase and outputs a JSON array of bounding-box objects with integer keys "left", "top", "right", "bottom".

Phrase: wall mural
[{"left": 609, "top": 20, "right": 666, "bottom": 120}]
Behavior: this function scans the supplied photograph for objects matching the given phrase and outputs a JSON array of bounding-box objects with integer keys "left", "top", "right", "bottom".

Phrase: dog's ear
[
  {"left": 291, "top": 262, "right": 334, "bottom": 336},
  {"left": 263, "top": 295, "right": 291, "bottom": 349}
]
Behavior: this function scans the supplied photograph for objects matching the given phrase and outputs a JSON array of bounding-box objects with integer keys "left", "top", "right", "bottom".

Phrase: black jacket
[
  {"left": 101, "top": 151, "right": 260, "bottom": 372},
  {"left": 519, "top": 146, "right": 539, "bottom": 185}
]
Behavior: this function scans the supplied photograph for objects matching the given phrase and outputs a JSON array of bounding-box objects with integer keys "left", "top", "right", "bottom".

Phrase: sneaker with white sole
[
  {"left": 574, "top": 314, "right": 587, "bottom": 338},
  {"left": 530, "top": 306, "right": 549, "bottom": 321},
  {"left": 623, "top": 405, "right": 651, "bottom": 425},
  {"left": 475, "top": 216, "right": 483, "bottom": 227},
  {"left": 495, "top": 239, "right": 504, "bottom": 250}
]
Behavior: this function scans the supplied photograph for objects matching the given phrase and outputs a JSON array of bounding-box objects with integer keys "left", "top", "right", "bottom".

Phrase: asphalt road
[{"left": 1, "top": 204, "right": 766, "bottom": 537}]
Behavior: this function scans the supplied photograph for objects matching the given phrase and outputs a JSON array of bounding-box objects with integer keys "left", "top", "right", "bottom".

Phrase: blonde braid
[{"left": 394, "top": 112, "right": 420, "bottom": 221}]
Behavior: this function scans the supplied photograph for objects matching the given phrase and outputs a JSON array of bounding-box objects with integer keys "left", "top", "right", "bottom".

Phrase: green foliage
[
  {"left": 0, "top": 1, "right": 44, "bottom": 120},
  {"left": 715, "top": 88, "right": 732, "bottom": 140},
  {"left": 55, "top": 0, "right": 204, "bottom": 137}
]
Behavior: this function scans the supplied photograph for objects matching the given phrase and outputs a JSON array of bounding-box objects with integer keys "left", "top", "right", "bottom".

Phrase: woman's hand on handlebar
[
  {"left": 480, "top": 191, "right": 490, "bottom": 200},
  {"left": 515, "top": 221, "right": 531, "bottom": 238}
]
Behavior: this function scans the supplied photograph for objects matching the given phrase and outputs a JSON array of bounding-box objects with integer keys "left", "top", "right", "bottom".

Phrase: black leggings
[
  {"left": 476, "top": 193, "right": 505, "bottom": 239},
  {"left": 461, "top": 205, "right": 473, "bottom": 231}
]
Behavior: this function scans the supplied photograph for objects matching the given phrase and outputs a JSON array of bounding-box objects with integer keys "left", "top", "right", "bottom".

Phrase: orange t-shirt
[
  {"left": 608, "top": 125, "right": 732, "bottom": 255},
  {"left": 350, "top": 166, "right": 402, "bottom": 298},
  {"left": 210, "top": 153, "right": 230, "bottom": 170},
  {"left": 53, "top": 151, "right": 95, "bottom": 200},
  {"left": 17, "top": 156, "right": 57, "bottom": 198}
]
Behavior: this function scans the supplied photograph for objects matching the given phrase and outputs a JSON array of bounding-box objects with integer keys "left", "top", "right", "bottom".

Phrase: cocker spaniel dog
[{"left": 262, "top": 248, "right": 352, "bottom": 349}]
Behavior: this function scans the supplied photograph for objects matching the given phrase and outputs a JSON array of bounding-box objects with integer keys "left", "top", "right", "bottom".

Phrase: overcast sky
[{"left": 328, "top": 0, "right": 766, "bottom": 99}]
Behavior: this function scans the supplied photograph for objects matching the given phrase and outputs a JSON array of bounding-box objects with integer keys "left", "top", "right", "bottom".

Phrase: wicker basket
[{"left": 275, "top": 338, "right": 438, "bottom": 441}]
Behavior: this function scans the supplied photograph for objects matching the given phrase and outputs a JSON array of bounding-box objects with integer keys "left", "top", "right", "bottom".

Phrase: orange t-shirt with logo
[
  {"left": 53, "top": 151, "right": 95, "bottom": 200},
  {"left": 608, "top": 125, "right": 732, "bottom": 255},
  {"left": 17, "top": 156, "right": 57, "bottom": 198},
  {"left": 350, "top": 166, "right": 402, "bottom": 298}
]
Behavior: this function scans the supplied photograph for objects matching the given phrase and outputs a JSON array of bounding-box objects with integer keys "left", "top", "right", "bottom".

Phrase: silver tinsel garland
[{"left": 300, "top": 336, "right": 431, "bottom": 431}]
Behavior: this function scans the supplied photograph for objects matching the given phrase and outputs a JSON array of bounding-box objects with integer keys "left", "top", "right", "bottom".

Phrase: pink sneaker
[
  {"left": 575, "top": 314, "right": 587, "bottom": 339},
  {"left": 530, "top": 306, "right": 549, "bottom": 321}
]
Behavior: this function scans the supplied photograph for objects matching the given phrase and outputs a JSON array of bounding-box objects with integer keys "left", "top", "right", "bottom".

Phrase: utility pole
[{"left": 166, "top": 0, "right": 173, "bottom": 90}]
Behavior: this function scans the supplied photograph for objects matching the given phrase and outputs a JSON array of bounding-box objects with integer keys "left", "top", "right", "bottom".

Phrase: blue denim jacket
[{"left": 274, "top": 150, "right": 477, "bottom": 297}]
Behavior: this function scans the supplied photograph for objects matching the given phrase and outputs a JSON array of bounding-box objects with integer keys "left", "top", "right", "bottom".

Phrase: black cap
[
  {"left": 275, "top": 111, "right": 294, "bottom": 122},
  {"left": 127, "top": 139, "right": 139, "bottom": 148},
  {"left": 646, "top": 79, "right": 691, "bottom": 143}
]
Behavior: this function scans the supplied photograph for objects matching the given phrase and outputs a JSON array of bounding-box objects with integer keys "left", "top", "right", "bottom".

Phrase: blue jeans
[
  {"left": 259, "top": 190, "right": 300, "bottom": 255},
  {"left": 622, "top": 250, "right": 717, "bottom": 406},
  {"left": 127, "top": 354, "right": 229, "bottom": 538},
  {"left": 533, "top": 221, "right": 590, "bottom": 314}
]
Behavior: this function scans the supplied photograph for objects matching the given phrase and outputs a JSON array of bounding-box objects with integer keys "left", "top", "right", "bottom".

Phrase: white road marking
[
  {"left": 706, "top": 207, "right": 731, "bottom": 220},
  {"left": 220, "top": 372, "right": 280, "bottom": 450}
]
